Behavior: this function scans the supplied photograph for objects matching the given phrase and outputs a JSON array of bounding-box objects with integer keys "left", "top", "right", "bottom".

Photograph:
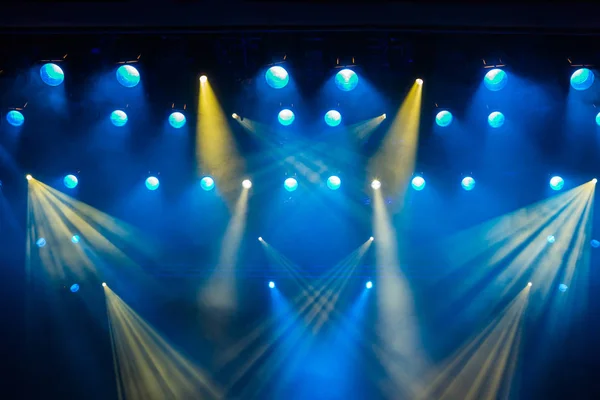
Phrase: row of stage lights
[{"left": 30, "top": 173, "right": 586, "bottom": 193}]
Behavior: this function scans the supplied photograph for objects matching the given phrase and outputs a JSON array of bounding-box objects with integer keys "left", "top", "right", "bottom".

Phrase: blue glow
[
  {"left": 488, "top": 111, "right": 505, "bottom": 128},
  {"left": 461, "top": 176, "right": 476, "bottom": 191},
  {"left": 40, "top": 63, "right": 65, "bottom": 86},
  {"left": 269, "top": 281, "right": 275, "bottom": 289},
  {"left": 168, "top": 112, "right": 186, "bottom": 129},
  {"left": 284, "top": 177, "right": 298, "bottom": 192},
  {"left": 200, "top": 176, "right": 215, "bottom": 191},
  {"left": 63, "top": 174, "right": 78, "bottom": 189},
  {"left": 484, "top": 68, "right": 508, "bottom": 91},
  {"left": 558, "top": 283, "right": 568, "bottom": 292},
  {"left": 596, "top": 112, "right": 600, "bottom": 126},
  {"left": 278, "top": 109, "right": 295, "bottom": 126},
  {"left": 324, "top": 110, "right": 342, "bottom": 127},
  {"left": 435, "top": 110, "right": 453, "bottom": 127},
  {"left": 327, "top": 175, "right": 341, "bottom": 190},
  {"left": 70, "top": 284, "right": 80, "bottom": 293},
  {"left": 145, "top": 176, "right": 160, "bottom": 191},
  {"left": 570, "top": 68, "right": 595, "bottom": 91},
  {"left": 411, "top": 176, "right": 426, "bottom": 191},
  {"left": 36, "top": 238, "right": 46, "bottom": 248},
  {"left": 71, "top": 235, "right": 80, "bottom": 244},
  {"left": 591, "top": 239, "right": 600, "bottom": 248},
  {"left": 549, "top": 176, "right": 564, "bottom": 191},
  {"left": 366, "top": 281, "right": 373, "bottom": 289},
  {"left": 110, "top": 110, "right": 128, "bottom": 127},
  {"left": 6, "top": 110, "right": 24, "bottom": 127},
  {"left": 547, "top": 235, "right": 556, "bottom": 243},
  {"left": 335, "top": 69, "right": 358, "bottom": 92},
  {"left": 265, "top": 66, "right": 289, "bottom": 89},
  {"left": 116, "top": 65, "right": 140, "bottom": 88}
]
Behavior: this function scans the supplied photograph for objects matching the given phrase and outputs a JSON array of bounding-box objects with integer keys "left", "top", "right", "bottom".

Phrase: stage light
[
  {"left": 558, "top": 283, "right": 568, "bottom": 292},
  {"left": 461, "top": 176, "right": 475, "bottom": 191},
  {"left": 284, "top": 177, "right": 298, "bottom": 192},
  {"left": 6, "top": 110, "right": 24, "bottom": 127},
  {"left": 110, "top": 110, "right": 128, "bottom": 127},
  {"left": 145, "top": 176, "right": 160, "bottom": 191},
  {"left": 547, "top": 235, "right": 556, "bottom": 243},
  {"left": 369, "top": 236, "right": 374, "bottom": 241},
  {"left": 570, "top": 68, "right": 594, "bottom": 91},
  {"left": 278, "top": 109, "right": 295, "bottom": 126},
  {"left": 324, "top": 110, "right": 342, "bottom": 127},
  {"left": 199, "top": 75, "right": 207, "bottom": 83},
  {"left": 201, "top": 176, "right": 215, "bottom": 191},
  {"left": 371, "top": 179, "right": 381, "bottom": 190},
  {"left": 488, "top": 111, "right": 505, "bottom": 128},
  {"left": 36, "top": 238, "right": 46, "bottom": 248},
  {"left": 102, "top": 282, "right": 107, "bottom": 287},
  {"left": 327, "top": 175, "right": 341, "bottom": 190},
  {"left": 70, "top": 284, "right": 80, "bottom": 293},
  {"left": 382, "top": 113, "right": 387, "bottom": 119},
  {"left": 593, "top": 178, "right": 598, "bottom": 184},
  {"left": 116, "top": 65, "right": 140, "bottom": 88},
  {"left": 242, "top": 179, "right": 252, "bottom": 189},
  {"left": 258, "top": 237, "right": 263, "bottom": 242},
  {"left": 435, "top": 110, "right": 453, "bottom": 127},
  {"left": 232, "top": 113, "right": 239, "bottom": 119},
  {"left": 596, "top": 112, "right": 600, "bottom": 126},
  {"left": 40, "top": 63, "right": 64, "bottom": 86},
  {"left": 484, "top": 68, "right": 508, "bottom": 91},
  {"left": 335, "top": 68, "right": 359, "bottom": 91},
  {"left": 411, "top": 175, "right": 426, "bottom": 191},
  {"left": 269, "top": 281, "right": 275, "bottom": 289},
  {"left": 168, "top": 112, "right": 186, "bottom": 129},
  {"left": 416, "top": 78, "right": 423, "bottom": 85},
  {"left": 63, "top": 174, "right": 78, "bottom": 189},
  {"left": 265, "top": 66, "right": 289, "bottom": 89},
  {"left": 366, "top": 281, "right": 373, "bottom": 289},
  {"left": 71, "top": 235, "right": 80, "bottom": 244},
  {"left": 549, "top": 176, "right": 564, "bottom": 191},
  {"left": 591, "top": 239, "right": 600, "bottom": 248},
  {"left": 26, "top": 174, "right": 32, "bottom": 181},
  {"left": 527, "top": 282, "right": 532, "bottom": 287}
]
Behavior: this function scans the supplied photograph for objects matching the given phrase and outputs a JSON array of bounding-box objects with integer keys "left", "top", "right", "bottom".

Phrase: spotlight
[
  {"left": 596, "top": 112, "right": 600, "bottom": 126},
  {"left": 549, "top": 176, "right": 564, "bottom": 191},
  {"left": 110, "top": 110, "right": 128, "bottom": 127},
  {"left": 570, "top": 68, "right": 594, "bottom": 91},
  {"left": 71, "top": 235, "right": 80, "bottom": 244},
  {"left": 145, "top": 176, "right": 160, "bottom": 191},
  {"left": 40, "top": 63, "right": 64, "bottom": 86},
  {"left": 258, "top": 237, "right": 263, "bottom": 242},
  {"left": 232, "top": 113, "right": 239, "bottom": 119},
  {"left": 416, "top": 78, "right": 423, "bottom": 85},
  {"left": 70, "top": 283, "right": 80, "bottom": 293},
  {"left": 284, "top": 177, "right": 298, "bottom": 192},
  {"left": 36, "top": 238, "right": 46, "bottom": 248},
  {"left": 6, "top": 110, "right": 24, "bottom": 127},
  {"left": 369, "top": 236, "right": 374, "bottom": 241},
  {"left": 265, "top": 66, "right": 289, "bottom": 89},
  {"left": 26, "top": 174, "right": 32, "bottom": 181},
  {"left": 324, "top": 110, "right": 342, "bottom": 127},
  {"left": 199, "top": 75, "right": 207, "bottom": 83},
  {"left": 335, "top": 69, "right": 359, "bottom": 92},
  {"left": 558, "top": 283, "right": 568, "bottom": 292},
  {"left": 278, "top": 109, "right": 295, "bottom": 126},
  {"left": 411, "top": 175, "right": 426, "bottom": 191},
  {"left": 269, "top": 281, "right": 275, "bottom": 289},
  {"left": 371, "top": 179, "right": 381, "bottom": 190},
  {"left": 116, "top": 65, "right": 140, "bottom": 88},
  {"left": 102, "top": 282, "right": 107, "bottom": 287},
  {"left": 435, "top": 110, "right": 453, "bottom": 127},
  {"left": 591, "top": 239, "right": 600, "bottom": 248},
  {"left": 487, "top": 111, "right": 505, "bottom": 128},
  {"left": 327, "top": 175, "right": 341, "bottom": 190},
  {"left": 63, "top": 174, "right": 78, "bottom": 189},
  {"left": 461, "top": 176, "right": 476, "bottom": 191},
  {"left": 201, "top": 176, "right": 215, "bottom": 191},
  {"left": 382, "top": 113, "right": 387, "bottom": 119},
  {"left": 242, "top": 179, "right": 252, "bottom": 189},
  {"left": 168, "top": 111, "right": 186, "bottom": 129},
  {"left": 484, "top": 68, "right": 508, "bottom": 91},
  {"left": 366, "top": 281, "right": 373, "bottom": 289},
  {"left": 527, "top": 282, "right": 532, "bottom": 287},
  {"left": 593, "top": 178, "right": 598, "bottom": 184},
  {"left": 547, "top": 235, "right": 556, "bottom": 243}
]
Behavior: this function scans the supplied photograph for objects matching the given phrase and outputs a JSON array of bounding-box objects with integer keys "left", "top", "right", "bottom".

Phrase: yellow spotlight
[
  {"left": 416, "top": 78, "right": 423, "bottom": 85},
  {"left": 199, "top": 75, "right": 207, "bottom": 83},
  {"left": 369, "top": 236, "right": 374, "bottom": 241},
  {"left": 258, "top": 237, "right": 263, "bottom": 242},
  {"left": 371, "top": 179, "right": 381, "bottom": 190},
  {"left": 26, "top": 174, "right": 32, "bottom": 181},
  {"left": 232, "top": 113, "right": 239, "bottom": 119},
  {"left": 102, "top": 282, "right": 107, "bottom": 287},
  {"left": 527, "top": 282, "right": 532, "bottom": 287},
  {"left": 242, "top": 179, "right": 252, "bottom": 189}
]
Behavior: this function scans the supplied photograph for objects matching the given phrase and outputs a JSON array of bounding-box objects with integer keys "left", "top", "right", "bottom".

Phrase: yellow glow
[
  {"left": 232, "top": 113, "right": 239, "bottom": 119},
  {"left": 199, "top": 75, "right": 207, "bottom": 83},
  {"left": 416, "top": 78, "right": 423, "bottom": 85}
]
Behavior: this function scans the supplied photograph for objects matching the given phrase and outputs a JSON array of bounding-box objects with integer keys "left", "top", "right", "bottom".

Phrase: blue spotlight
[
  {"left": 71, "top": 235, "right": 80, "bottom": 244},
  {"left": 547, "top": 235, "right": 556, "bottom": 243},
  {"left": 63, "top": 174, "right": 78, "bottom": 189},
  {"left": 116, "top": 65, "right": 140, "bottom": 88},
  {"left": 435, "top": 110, "right": 453, "bottom": 127},
  {"left": 110, "top": 110, "right": 128, "bottom": 127},
  {"left": 145, "top": 176, "right": 160, "bottom": 191},
  {"left": 265, "top": 66, "right": 289, "bottom": 89},
  {"left": 366, "top": 281, "right": 373, "bottom": 289},
  {"left": 484, "top": 68, "right": 508, "bottom": 91},
  {"left": 324, "top": 110, "right": 342, "bottom": 127},
  {"left": 570, "top": 68, "right": 595, "bottom": 91},
  {"left": 327, "top": 175, "right": 341, "bottom": 190},
  {"left": 488, "top": 111, "right": 505, "bottom": 128},
  {"left": 411, "top": 176, "right": 426, "bottom": 191},
  {"left": 596, "top": 112, "right": 600, "bottom": 126},
  {"left": 549, "top": 176, "right": 564, "bottom": 191},
  {"left": 284, "top": 177, "right": 298, "bottom": 192},
  {"left": 70, "top": 283, "right": 80, "bottom": 293},
  {"left": 591, "top": 239, "right": 600, "bottom": 248},
  {"left": 36, "top": 238, "right": 46, "bottom": 248},
  {"left": 201, "top": 176, "right": 215, "bottom": 191},
  {"left": 269, "top": 281, "right": 275, "bottom": 289},
  {"left": 278, "top": 109, "right": 295, "bottom": 126},
  {"left": 461, "top": 176, "right": 476, "bottom": 191},
  {"left": 40, "top": 63, "right": 65, "bottom": 86},
  {"left": 168, "top": 112, "right": 186, "bottom": 129},
  {"left": 6, "top": 110, "right": 24, "bottom": 127},
  {"left": 335, "top": 69, "right": 358, "bottom": 92},
  {"left": 558, "top": 283, "right": 568, "bottom": 292}
]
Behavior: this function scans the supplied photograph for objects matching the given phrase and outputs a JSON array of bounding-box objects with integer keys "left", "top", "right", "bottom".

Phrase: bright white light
[
  {"left": 26, "top": 174, "right": 32, "bottom": 181},
  {"left": 366, "top": 281, "right": 373, "bottom": 289},
  {"left": 371, "top": 179, "right": 381, "bottom": 190},
  {"left": 102, "top": 282, "right": 107, "bottom": 287},
  {"left": 382, "top": 113, "right": 387, "bottom": 119},
  {"left": 269, "top": 281, "right": 275, "bottom": 289},
  {"left": 258, "top": 237, "right": 263, "bottom": 242},
  {"left": 593, "top": 178, "right": 598, "bottom": 183},
  {"left": 242, "top": 179, "right": 252, "bottom": 189},
  {"left": 527, "top": 282, "right": 532, "bottom": 287},
  {"left": 200, "top": 75, "right": 207, "bottom": 83},
  {"left": 416, "top": 78, "right": 423, "bottom": 85},
  {"left": 232, "top": 113, "right": 239, "bottom": 119},
  {"left": 369, "top": 236, "right": 374, "bottom": 241}
]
